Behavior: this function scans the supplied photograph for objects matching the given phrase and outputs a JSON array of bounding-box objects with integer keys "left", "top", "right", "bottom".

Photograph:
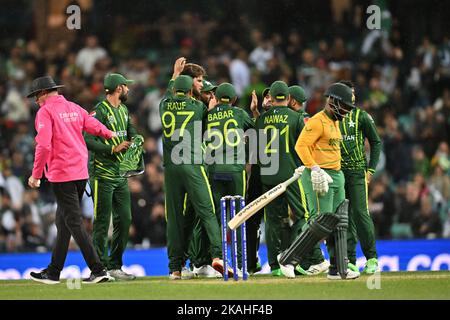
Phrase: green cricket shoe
[
  {"left": 348, "top": 262, "right": 359, "bottom": 273},
  {"left": 363, "top": 258, "right": 379, "bottom": 274},
  {"left": 271, "top": 268, "right": 282, "bottom": 277},
  {"left": 294, "top": 265, "right": 308, "bottom": 276}
]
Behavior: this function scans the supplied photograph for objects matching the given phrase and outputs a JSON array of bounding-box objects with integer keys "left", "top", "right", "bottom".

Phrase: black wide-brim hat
[{"left": 27, "top": 76, "right": 65, "bottom": 98}]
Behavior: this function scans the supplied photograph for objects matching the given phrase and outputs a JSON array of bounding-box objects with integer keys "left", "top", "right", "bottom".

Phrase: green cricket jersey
[
  {"left": 339, "top": 108, "right": 381, "bottom": 173},
  {"left": 85, "top": 100, "right": 138, "bottom": 179},
  {"left": 159, "top": 88, "right": 206, "bottom": 166},
  {"left": 204, "top": 104, "right": 254, "bottom": 173},
  {"left": 256, "top": 105, "right": 306, "bottom": 185}
]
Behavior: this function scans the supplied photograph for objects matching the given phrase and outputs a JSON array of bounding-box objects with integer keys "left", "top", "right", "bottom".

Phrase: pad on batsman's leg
[
  {"left": 333, "top": 199, "right": 350, "bottom": 279},
  {"left": 279, "top": 212, "right": 339, "bottom": 265}
]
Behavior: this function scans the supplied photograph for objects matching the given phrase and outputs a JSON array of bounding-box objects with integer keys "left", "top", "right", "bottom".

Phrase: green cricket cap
[
  {"left": 201, "top": 80, "right": 217, "bottom": 92},
  {"left": 173, "top": 75, "right": 193, "bottom": 94},
  {"left": 269, "top": 81, "right": 289, "bottom": 101},
  {"left": 289, "top": 85, "right": 307, "bottom": 103},
  {"left": 215, "top": 83, "right": 236, "bottom": 103},
  {"left": 104, "top": 73, "right": 134, "bottom": 92},
  {"left": 262, "top": 87, "right": 270, "bottom": 98}
]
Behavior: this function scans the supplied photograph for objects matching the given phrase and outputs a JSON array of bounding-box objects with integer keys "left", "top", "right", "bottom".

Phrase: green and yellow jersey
[
  {"left": 204, "top": 104, "right": 254, "bottom": 173},
  {"left": 256, "top": 105, "right": 306, "bottom": 185},
  {"left": 339, "top": 108, "right": 381, "bottom": 174},
  {"left": 85, "top": 100, "right": 137, "bottom": 179},
  {"left": 159, "top": 86, "right": 206, "bottom": 167}
]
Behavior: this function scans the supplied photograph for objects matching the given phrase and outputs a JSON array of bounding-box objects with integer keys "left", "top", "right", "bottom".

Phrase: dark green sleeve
[
  {"left": 361, "top": 111, "right": 381, "bottom": 173},
  {"left": 164, "top": 80, "right": 175, "bottom": 98},
  {"left": 84, "top": 106, "right": 114, "bottom": 155},
  {"left": 241, "top": 109, "right": 255, "bottom": 131},
  {"left": 296, "top": 113, "right": 305, "bottom": 136}
]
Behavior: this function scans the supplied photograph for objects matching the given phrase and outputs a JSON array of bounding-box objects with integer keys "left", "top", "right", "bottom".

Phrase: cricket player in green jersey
[
  {"left": 160, "top": 71, "right": 225, "bottom": 279},
  {"left": 256, "top": 80, "right": 324, "bottom": 275},
  {"left": 84, "top": 73, "right": 138, "bottom": 281},
  {"left": 339, "top": 81, "right": 381, "bottom": 274},
  {"left": 245, "top": 88, "right": 271, "bottom": 275},
  {"left": 204, "top": 83, "right": 254, "bottom": 275},
  {"left": 288, "top": 85, "right": 309, "bottom": 118}
]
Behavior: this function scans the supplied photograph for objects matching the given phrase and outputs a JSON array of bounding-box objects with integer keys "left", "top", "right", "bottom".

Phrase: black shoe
[
  {"left": 82, "top": 269, "right": 114, "bottom": 284},
  {"left": 30, "top": 269, "right": 60, "bottom": 285}
]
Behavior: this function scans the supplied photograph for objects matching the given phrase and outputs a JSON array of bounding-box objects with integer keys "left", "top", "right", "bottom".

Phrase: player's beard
[
  {"left": 120, "top": 92, "right": 128, "bottom": 102},
  {"left": 193, "top": 88, "right": 201, "bottom": 99}
]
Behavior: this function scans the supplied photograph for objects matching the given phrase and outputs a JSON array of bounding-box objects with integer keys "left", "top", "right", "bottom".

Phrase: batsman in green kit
[
  {"left": 339, "top": 81, "right": 381, "bottom": 274},
  {"left": 160, "top": 74, "right": 224, "bottom": 279},
  {"left": 255, "top": 81, "right": 320, "bottom": 274},
  {"left": 84, "top": 73, "right": 138, "bottom": 281}
]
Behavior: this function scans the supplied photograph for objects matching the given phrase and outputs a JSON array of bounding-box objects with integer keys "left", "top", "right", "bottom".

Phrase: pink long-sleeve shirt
[{"left": 32, "top": 95, "right": 114, "bottom": 182}]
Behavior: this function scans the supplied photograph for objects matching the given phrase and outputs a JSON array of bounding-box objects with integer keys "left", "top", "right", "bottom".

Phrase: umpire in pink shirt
[{"left": 27, "top": 76, "right": 116, "bottom": 284}]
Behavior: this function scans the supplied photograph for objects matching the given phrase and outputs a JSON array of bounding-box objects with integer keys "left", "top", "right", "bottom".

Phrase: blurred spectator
[
  {"left": 412, "top": 145, "right": 431, "bottom": 178},
  {"left": 369, "top": 176, "right": 395, "bottom": 239},
  {"left": 75, "top": 35, "right": 108, "bottom": 77},
  {"left": 1, "top": 70, "right": 30, "bottom": 123},
  {"left": 391, "top": 181, "right": 420, "bottom": 239},
  {"left": 249, "top": 37, "right": 274, "bottom": 73},
  {"left": 129, "top": 177, "right": 152, "bottom": 247},
  {"left": 2, "top": 166, "right": 24, "bottom": 211},
  {"left": 411, "top": 196, "right": 442, "bottom": 239},
  {"left": 139, "top": 79, "right": 164, "bottom": 137},
  {"left": 229, "top": 49, "right": 250, "bottom": 97},
  {"left": 148, "top": 201, "right": 166, "bottom": 247}
]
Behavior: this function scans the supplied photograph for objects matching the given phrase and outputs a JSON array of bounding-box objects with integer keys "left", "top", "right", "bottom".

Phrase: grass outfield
[{"left": 0, "top": 271, "right": 449, "bottom": 300}]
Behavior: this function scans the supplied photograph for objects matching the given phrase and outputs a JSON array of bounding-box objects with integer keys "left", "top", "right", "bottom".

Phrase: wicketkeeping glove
[{"left": 311, "top": 166, "right": 333, "bottom": 196}]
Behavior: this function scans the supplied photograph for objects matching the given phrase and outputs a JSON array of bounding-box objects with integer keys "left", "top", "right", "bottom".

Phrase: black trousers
[{"left": 47, "top": 179, "right": 104, "bottom": 276}]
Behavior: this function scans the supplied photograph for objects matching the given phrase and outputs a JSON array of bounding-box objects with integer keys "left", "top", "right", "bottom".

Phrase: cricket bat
[{"left": 228, "top": 166, "right": 305, "bottom": 230}]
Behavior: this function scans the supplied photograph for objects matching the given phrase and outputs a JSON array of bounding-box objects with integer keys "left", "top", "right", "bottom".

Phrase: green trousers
[
  {"left": 189, "top": 170, "right": 246, "bottom": 268},
  {"left": 343, "top": 169, "right": 377, "bottom": 264},
  {"left": 263, "top": 177, "right": 319, "bottom": 270},
  {"left": 164, "top": 165, "right": 222, "bottom": 273},
  {"left": 301, "top": 168, "right": 345, "bottom": 269},
  {"left": 91, "top": 177, "right": 131, "bottom": 270}
]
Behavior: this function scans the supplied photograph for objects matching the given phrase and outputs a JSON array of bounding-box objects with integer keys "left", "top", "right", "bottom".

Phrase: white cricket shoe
[
  {"left": 305, "top": 260, "right": 330, "bottom": 276},
  {"left": 237, "top": 268, "right": 250, "bottom": 279},
  {"left": 193, "top": 265, "right": 222, "bottom": 278},
  {"left": 277, "top": 254, "right": 295, "bottom": 278},
  {"left": 327, "top": 268, "right": 360, "bottom": 280},
  {"left": 108, "top": 269, "right": 136, "bottom": 281},
  {"left": 181, "top": 266, "right": 194, "bottom": 280}
]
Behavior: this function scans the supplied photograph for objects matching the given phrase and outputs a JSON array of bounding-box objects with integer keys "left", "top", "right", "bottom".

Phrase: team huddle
[
  {"left": 26, "top": 54, "right": 380, "bottom": 284},
  {"left": 160, "top": 57, "right": 381, "bottom": 280}
]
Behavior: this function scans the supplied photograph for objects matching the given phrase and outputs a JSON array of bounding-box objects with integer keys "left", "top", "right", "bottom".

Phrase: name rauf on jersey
[
  {"left": 166, "top": 101, "right": 187, "bottom": 110},
  {"left": 208, "top": 110, "right": 234, "bottom": 121},
  {"left": 264, "top": 114, "right": 288, "bottom": 124}
]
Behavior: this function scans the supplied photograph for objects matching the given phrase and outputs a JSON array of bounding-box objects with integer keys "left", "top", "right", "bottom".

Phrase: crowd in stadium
[{"left": 0, "top": 6, "right": 449, "bottom": 253}]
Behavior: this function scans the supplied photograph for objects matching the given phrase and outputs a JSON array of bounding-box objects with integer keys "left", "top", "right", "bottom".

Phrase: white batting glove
[
  {"left": 311, "top": 166, "right": 333, "bottom": 196},
  {"left": 294, "top": 166, "right": 305, "bottom": 176}
]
